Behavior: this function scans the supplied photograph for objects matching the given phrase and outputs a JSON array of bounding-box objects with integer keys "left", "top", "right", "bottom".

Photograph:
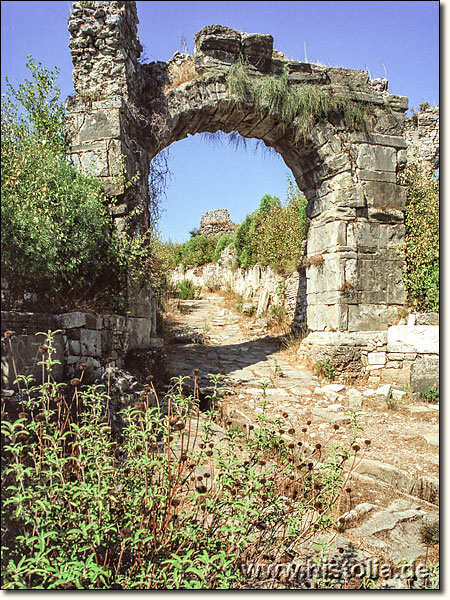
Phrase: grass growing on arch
[{"left": 226, "top": 60, "right": 371, "bottom": 143}]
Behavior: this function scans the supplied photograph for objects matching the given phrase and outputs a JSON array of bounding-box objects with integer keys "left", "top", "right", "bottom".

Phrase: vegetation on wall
[
  {"left": 226, "top": 61, "right": 371, "bottom": 143},
  {"left": 1, "top": 57, "right": 171, "bottom": 311},
  {"left": 402, "top": 165, "right": 439, "bottom": 312}
]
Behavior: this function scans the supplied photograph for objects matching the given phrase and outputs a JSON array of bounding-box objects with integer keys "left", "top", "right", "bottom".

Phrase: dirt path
[{"left": 164, "top": 293, "right": 439, "bottom": 570}]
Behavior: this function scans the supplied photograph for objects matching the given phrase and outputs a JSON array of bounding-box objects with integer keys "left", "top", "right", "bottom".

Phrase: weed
[
  {"left": 420, "top": 387, "right": 439, "bottom": 404},
  {"left": 177, "top": 279, "right": 196, "bottom": 300},
  {"left": 313, "top": 358, "right": 335, "bottom": 381},
  {"left": 2, "top": 335, "right": 368, "bottom": 589}
]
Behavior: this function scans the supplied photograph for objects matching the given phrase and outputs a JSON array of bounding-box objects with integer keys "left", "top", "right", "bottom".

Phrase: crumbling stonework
[
  {"left": 65, "top": 1, "right": 439, "bottom": 344},
  {"left": 404, "top": 104, "right": 439, "bottom": 170},
  {"left": 198, "top": 209, "right": 237, "bottom": 237}
]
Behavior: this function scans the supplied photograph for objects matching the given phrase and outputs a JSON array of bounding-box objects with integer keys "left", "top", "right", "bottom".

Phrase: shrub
[
  {"left": 233, "top": 181, "right": 308, "bottom": 274},
  {"left": 1, "top": 334, "right": 363, "bottom": 589},
  {"left": 402, "top": 166, "right": 439, "bottom": 312},
  {"left": 177, "top": 278, "right": 196, "bottom": 299},
  {"left": 212, "top": 233, "right": 234, "bottom": 263},
  {"left": 175, "top": 235, "right": 216, "bottom": 269}
]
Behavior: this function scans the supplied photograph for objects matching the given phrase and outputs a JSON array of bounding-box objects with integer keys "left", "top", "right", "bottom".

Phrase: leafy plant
[
  {"left": 2, "top": 334, "right": 365, "bottom": 589},
  {"left": 175, "top": 235, "right": 217, "bottom": 269},
  {"left": 312, "top": 358, "right": 335, "bottom": 381},
  {"left": 420, "top": 387, "right": 439, "bottom": 404},
  {"left": 401, "top": 165, "right": 439, "bottom": 312},
  {"left": 177, "top": 279, "right": 196, "bottom": 300}
]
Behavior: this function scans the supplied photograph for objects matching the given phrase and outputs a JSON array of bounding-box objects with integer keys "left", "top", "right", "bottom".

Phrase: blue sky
[{"left": 1, "top": 1, "right": 440, "bottom": 242}]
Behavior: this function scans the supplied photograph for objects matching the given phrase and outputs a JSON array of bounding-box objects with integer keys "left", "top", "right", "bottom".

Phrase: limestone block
[
  {"left": 79, "top": 109, "right": 121, "bottom": 143},
  {"left": 356, "top": 144, "right": 397, "bottom": 172},
  {"left": 416, "top": 313, "right": 439, "bottom": 326},
  {"left": 410, "top": 355, "right": 439, "bottom": 397},
  {"left": 361, "top": 181, "right": 406, "bottom": 210},
  {"left": 56, "top": 312, "right": 87, "bottom": 329},
  {"left": 367, "top": 351, "right": 386, "bottom": 365},
  {"left": 348, "top": 304, "right": 398, "bottom": 332},
  {"left": 80, "top": 329, "right": 103, "bottom": 357},
  {"left": 69, "top": 340, "right": 81, "bottom": 355},
  {"left": 387, "top": 326, "right": 439, "bottom": 354}
]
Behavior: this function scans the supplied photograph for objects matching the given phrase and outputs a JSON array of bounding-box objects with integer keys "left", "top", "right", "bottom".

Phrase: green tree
[{"left": 1, "top": 57, "right": 123, "bottom": 307}]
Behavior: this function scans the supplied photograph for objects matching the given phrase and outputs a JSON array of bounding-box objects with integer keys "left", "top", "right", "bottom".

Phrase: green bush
[
  {"left": 1, "top": 57, "right": 172, "bottom": 311},
  {"left": 175, "top": 235, "right": 217, "bottom": 269},
  {"left": 212, "top": 233, "right": 235, "bottom": 263},
  {"left": 234, "top": 181, "right": 308, "bottom": 274},
  {"left": 0, "top": 58, "right": 124, "bottom": 308},
  {"left": 177, "top": 278, "right": 196, "bottom": 299},
  {"left": 1, "top": 333, "right": 360, "bottom": 589},
  {"left": 402, "top": 166, "right": 439, "bottom": 312}
]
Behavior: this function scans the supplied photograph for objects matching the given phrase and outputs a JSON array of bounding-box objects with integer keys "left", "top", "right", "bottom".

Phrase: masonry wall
[
  {"left": 1, "top": 308, "right": 161, "bottom": 390},
  {"left": 171, "top": 247, "right": 308, "bottom": 330}
]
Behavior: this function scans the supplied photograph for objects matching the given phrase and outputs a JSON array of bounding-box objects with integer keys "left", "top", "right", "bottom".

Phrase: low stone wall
[
  {"left": 2, "top": 309, "right": 162, "bottom": 389},
  {"left": 299, "top": 313, "right": 439, "bottom": 391},
  {"left": 171, "top": 248, "right": 307, "bottom": 330}
]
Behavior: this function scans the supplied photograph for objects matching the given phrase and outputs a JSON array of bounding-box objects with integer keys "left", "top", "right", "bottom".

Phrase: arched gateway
[{"left": 66, "top": 1, "right": 413, "bottom": 357}]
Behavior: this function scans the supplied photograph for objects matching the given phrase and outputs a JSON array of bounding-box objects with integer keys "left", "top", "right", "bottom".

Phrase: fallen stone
[
  {"left": 391, "top": 389, "right": 407, "bottom": 401},
  {"left": 311, "top": 407, "right": 351, "bottom": 424},
  {"left": 322, "top": 383, "right": 346, "bottom": 393},
  {"left": 423, "top": 432, "right": 439, "bottom": 447},
  {"left": 387, "top": 325, "right": 439, "bottom": 354},
  {"left": 376, "top": 383, "right": 392, "bottom": 399}
]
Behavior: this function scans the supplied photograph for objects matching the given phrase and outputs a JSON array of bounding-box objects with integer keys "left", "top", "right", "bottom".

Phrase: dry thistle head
[
  {"left": 333, "top": 424, "right": 340, "bottom": 431},
  {"left": 146, "top": 375, "right": 154, "bottom": 383},
  {"left": 352, "top": 444, "right": 360, "bottom": 452},
  {"left": 79, "top": 363, "right": 89, "bottom": 371},
  {"left": 35, "top": 412, "right": 46, "bottom": 422},
  {"left": 119, "top": 527, "right": 132, "bottom": 539},
  {"left": 4, "top": 330, "right": 15, "bottom": 338},
  {"left": 282, "top": 412, "right": 289, "bottom": 418},
  {"left": 192, "top": 368, "right": 201, "bottom": 377},
  {"left": 106, "top": 356, "right": 115, "bottom": 364},
  {"left": 288, "top": 428, "right": 295, "bottom": 435},
  {"left": 364, "top": 439, "right": 371, "bottom": 446},
  {"left": 70, "top": 378, "right": 81, "bottom": 387},
  {"left": 168, "top": 416, "right": 179, "bottom": 426},
  {"left": 134, "top": 401, "right": 145, "bottom": 411}
]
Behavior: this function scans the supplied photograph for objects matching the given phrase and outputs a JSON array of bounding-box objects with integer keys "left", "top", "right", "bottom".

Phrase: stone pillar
[
  {"left": 65, "top": 0, "right": 150, "bottom": 234},
  {"left": 304, "top": 120, "right": 408, "bottom": 333}
]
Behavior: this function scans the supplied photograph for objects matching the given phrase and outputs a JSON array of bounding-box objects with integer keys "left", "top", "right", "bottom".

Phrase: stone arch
[{"left": 66, "top": 1, "right": 413, "bottom": 337}]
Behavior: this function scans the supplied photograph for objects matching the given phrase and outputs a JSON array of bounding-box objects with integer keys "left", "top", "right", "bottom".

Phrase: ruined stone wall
[
  {"left": 171, "top": 246, "right": 308, "bottom": 330},
  {"left": 1, "top": 308, "right": 161, "bottom": 390},
  {"left": 404, "top": 105, "right": 439, "bottom": 170},
  {"left": 65, "top": 2, "right": 419, "bottom": 339},
  {"left": 198, "top": 209, "right": 237, "bottom": 237}
]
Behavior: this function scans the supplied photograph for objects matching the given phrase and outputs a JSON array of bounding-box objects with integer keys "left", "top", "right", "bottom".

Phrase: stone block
[
  {"left": 410, "top": 355, "right": 439, "bottom": 397},
  {"left": 367, "top": 351, "right": 386, "bottom": 365},
  {"left": 126, "top": 317, "right": 152, "bottom": 351},
  {"left": 69, "top": 340, "right": 81, "bottom": 355},
  {"left": 416, "top": 313, "right": 439, "bottom": 326},
  {"left": 361, "top": 181, "right": 406, "bottom": 210},
  {"left": 80, "top": 329, "right": 103, "bottom": 357},
  {"left": 387, "top": 326, "right": 439, "bottom": 354},
  {"left": 356, "top": 144, "right": 397, "bottom": 172},
  {"left": 79, "top": 109, "right": 121, "bottom": 143},
  {"left": 56, "top": 312, "right": 87, "bottom": 329}
]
